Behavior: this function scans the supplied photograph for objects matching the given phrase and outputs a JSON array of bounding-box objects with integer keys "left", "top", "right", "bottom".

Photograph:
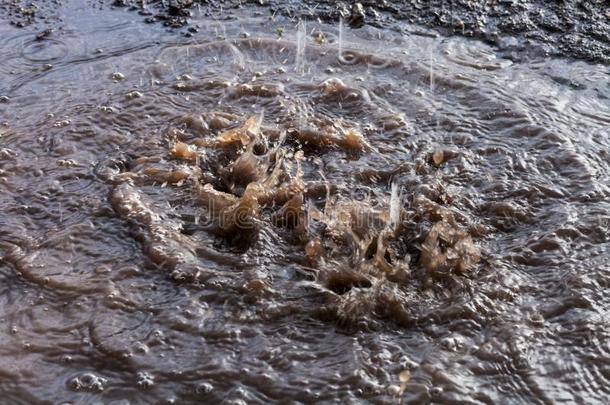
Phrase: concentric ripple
[{"left": 0, "top": 3, "right": 609, "bottom": 404}]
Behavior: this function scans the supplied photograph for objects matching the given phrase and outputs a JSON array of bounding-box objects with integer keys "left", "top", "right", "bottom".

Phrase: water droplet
[
  {"left": 432, "top": 150, "right": 444, "bottom": 166},
  {"left": 69, "top": 372, "right": 107, "bottom": 392},
  {"left": 196, "top": 382, "right": 214, "bottom": 394},
  {"left": 53, "top": 119, "right": 71, "bottom": 128},
  {"left": 125, "top": 91, "right": 143, "bottom": 100},
  {"left": 136, "top": 371, "right": 154, "bottom": 388}
]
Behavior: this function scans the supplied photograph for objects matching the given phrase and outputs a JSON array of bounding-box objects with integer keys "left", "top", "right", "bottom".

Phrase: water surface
[{"left": 0, "top": 2, "right": 609, "bottom": 403}]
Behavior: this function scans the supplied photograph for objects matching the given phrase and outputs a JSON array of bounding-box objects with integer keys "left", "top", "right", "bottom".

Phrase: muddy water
[{"left": 1, "top": 2, "right": 610, "bottom": 404}]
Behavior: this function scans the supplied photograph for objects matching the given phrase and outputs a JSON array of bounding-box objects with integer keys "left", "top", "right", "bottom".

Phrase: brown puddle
[{"left": 0, "top": 2, "right": 609, "bottom": 403}]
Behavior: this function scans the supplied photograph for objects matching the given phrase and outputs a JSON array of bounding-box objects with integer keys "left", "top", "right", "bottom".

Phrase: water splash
[
  {"left": 389, "top": 182, "right": 401, "bottom": 231},
  {"left": 295, "top": 20, "right": 307, "bottom": 75},
  {"left": 429, "top": 46, "right": 434, "bottom": 94},
  {"left": 429, "top": 43, "right": 440, "bottom": 133},
  {"left": 338, "top": 18, "right": 343, "bottom": 60}
]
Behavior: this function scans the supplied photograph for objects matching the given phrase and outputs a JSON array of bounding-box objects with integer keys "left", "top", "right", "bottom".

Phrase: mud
[{"left": 5, "top": 0, "right": 602, "bottom": 63}]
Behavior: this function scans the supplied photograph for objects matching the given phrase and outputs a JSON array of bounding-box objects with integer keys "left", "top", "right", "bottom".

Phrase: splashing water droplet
[
  {"left": 338, "top": 18, "right": 344, "bottom": 60},
  {"left": 295, "top": 21, "right": 307, "bottom": 75}
]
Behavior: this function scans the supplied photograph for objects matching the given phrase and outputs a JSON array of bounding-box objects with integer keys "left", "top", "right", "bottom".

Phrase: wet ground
[
  {"left": 1, "top": 1, "right": 610, "bottom": 404},
  {"left": 4, "top": 1, "right": 609, "bottom": 64}
]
